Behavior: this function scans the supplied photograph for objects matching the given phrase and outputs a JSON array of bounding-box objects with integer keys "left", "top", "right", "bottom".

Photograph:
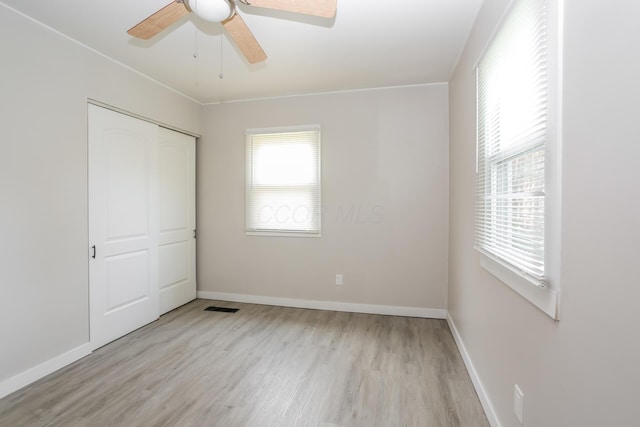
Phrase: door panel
[
  {"left": 158, "top": 127, "right": 196, "bottom": 314},
  {"left": 159, "top": 144, "right": 189, "bottom": 231},
  {"left": 105, "top": 250, "right": 150, "bottom": 311},
  {"left": 106, "top": 135, "right": 150, "bottom": 239},
  {"left": 159, "top": 242, "right": 189, "bottom": 290},
  {"left": 89, "top": 105, "right": 159, "bottom": 350}
]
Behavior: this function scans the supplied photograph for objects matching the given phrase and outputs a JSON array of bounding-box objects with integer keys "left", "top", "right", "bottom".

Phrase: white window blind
[
  {"left": 246, "top": 127, "right": 321, "bottom": 235},
  {"left": 476, "top": 0, "right": 548, "bottom": 281}
]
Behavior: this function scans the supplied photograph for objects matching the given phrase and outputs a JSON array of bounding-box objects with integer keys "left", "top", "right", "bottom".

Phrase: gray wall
[
  {"left": 197, "top": 85, "right": 450, "bottom": 310},
  {"left": 0, "top": 7, "right": 200, "bottom": 384},
  {"left": 448, "top": 0, "right": 640, "bottom": 425}
]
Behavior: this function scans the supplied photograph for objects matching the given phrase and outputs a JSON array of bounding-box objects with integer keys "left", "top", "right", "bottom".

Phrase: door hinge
[{"left": 193, "top": 229, "right": 197, "bottom": 239}]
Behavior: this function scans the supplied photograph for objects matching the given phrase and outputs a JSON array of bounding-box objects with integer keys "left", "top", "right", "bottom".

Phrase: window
[
  {"left": 246, "top": 126, "right": 321, "bottom": 236},
  {"left": 476, "top": 0, "right": 560, "bottom": 318}
]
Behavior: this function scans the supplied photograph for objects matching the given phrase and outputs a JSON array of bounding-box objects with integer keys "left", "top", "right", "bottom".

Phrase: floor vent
[{"left": 205, "top": 306, "right": 239, "bottom": 313}]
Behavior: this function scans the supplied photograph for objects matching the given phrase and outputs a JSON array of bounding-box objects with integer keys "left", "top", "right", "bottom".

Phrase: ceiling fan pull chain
[
  {"left": 219, "top": 33, "right": 224, "bottom": 79},
  {"left": 192, "top": 0, "right": 200, "bottom": 60},
  {"left": 193, "top": 26, "right": 199, "bottom": 59}
]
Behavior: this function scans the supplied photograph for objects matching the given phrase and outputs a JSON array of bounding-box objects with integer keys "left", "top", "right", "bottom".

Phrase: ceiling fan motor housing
[{"left": 187, "top": 0, "right": 233, "bottom": 22}]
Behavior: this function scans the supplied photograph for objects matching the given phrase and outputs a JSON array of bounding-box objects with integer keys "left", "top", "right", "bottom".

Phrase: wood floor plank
[{"left": 0, "top": 299, "right": 489, "bottom": 426}]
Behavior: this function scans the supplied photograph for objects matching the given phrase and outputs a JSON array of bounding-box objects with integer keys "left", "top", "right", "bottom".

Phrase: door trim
[{"left": 87, "top": 99, "right": 201, "bottom": 139}]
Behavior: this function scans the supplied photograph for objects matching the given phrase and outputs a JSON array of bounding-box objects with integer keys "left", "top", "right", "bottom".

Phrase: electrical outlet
[
  {"left": 514, "top": 384, "right": 524, "bottom": 424},
  {"left": 335, "top": 274, "right": 343, "bottom": 286}
]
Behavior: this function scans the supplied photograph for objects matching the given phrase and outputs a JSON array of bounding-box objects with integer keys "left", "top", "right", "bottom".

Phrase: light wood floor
[{"left": 0, "top": 299, "right": 489, "bottom": 426}]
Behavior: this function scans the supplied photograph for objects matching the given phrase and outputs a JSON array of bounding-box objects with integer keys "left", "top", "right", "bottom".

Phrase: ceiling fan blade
[
  {"left": 127, "top": 1, "right": 190, "bottom": 40},
  {"left": 222, "top": 14, "right": 267, "bottom": 64},
  {"left": 246, "top": 0, "right": 337, "bottom": 18}
]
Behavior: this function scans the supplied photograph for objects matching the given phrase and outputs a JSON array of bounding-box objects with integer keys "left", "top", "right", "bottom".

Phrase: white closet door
[
  {"left": 88, "top": 105, "right": 159, "bottom": 350},
  {"left": 158, "top": 127, "right": 196, "bottom": 314}
]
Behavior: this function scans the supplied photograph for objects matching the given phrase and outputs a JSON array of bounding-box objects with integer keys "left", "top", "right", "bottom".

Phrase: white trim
[
  {"left": 87, "top": 99, "right": 201, "bottom": 138},
  {"left": 0, "top": 343, "right": 92, "bottom": 399},
  {"left": 479, "top": 252, "right": 560, "bottom": 320},
  {"left": 544, "top": 0, "right": 564, "bottom": 312},
  {"left": 447, "top": 314, "right": 502, "bottom": 427},
  {"left": 197, "top": 291, "right": 447, "bottom": 319},
  {"left": 245, "top": 124, "right": 322, "bottom": 135},
  {"left": 202, "top": 82, "right": 449, "bottom": 105},
  {"left": 245, "top": 231, "right": 321, "bottom": 238}
]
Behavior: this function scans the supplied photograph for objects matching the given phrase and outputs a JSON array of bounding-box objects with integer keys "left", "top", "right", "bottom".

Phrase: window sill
[
  {"left": 246, "top": 231, "right": 321, "bottom": 238},
  {"left": 477, "top": 249, "right": 560, "bottom": 320}
]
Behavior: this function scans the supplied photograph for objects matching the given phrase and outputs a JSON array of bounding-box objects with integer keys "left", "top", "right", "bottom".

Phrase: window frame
[
  {"left": 245, "top": 125, "right": 322, "bottom": 238},
  {"left": 474, "top": 0, "right": 562, "bottom": 320}
]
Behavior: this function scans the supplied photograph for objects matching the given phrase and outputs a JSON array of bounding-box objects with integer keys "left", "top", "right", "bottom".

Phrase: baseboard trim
[
  {"left": 0, "top": 343, "right": 92, "bottom": 399},
  {"left": 447, "top": 314, "right": 502, "bottom": 427},
  {"left": 197, "top": 291, "right": 447, "bottom": 319}
]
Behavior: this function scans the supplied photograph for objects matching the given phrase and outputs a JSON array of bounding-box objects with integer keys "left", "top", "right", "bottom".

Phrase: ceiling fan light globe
[{"left": 187, "top": 0, "right": 233, "bottom": 22}]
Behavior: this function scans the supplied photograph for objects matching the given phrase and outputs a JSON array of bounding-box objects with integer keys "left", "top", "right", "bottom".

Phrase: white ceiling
[{"left": 1, "top": 0, "right": 483, "bottom": 104}]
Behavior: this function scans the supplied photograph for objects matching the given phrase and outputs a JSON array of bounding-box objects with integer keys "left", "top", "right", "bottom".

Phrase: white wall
[
  {"left": 197, "top": 85, "right": 450, "bottom": 311},
  {"left": 0, "top": 6, "right": 200, "bottom": 386},
  {"left": 448, "top": 1, "right": 640, "bottom": 426}
]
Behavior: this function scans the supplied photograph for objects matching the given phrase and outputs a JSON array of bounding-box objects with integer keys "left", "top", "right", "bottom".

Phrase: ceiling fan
[{"left": 128, "top": 0, "right": 337, "bottom": 64}]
